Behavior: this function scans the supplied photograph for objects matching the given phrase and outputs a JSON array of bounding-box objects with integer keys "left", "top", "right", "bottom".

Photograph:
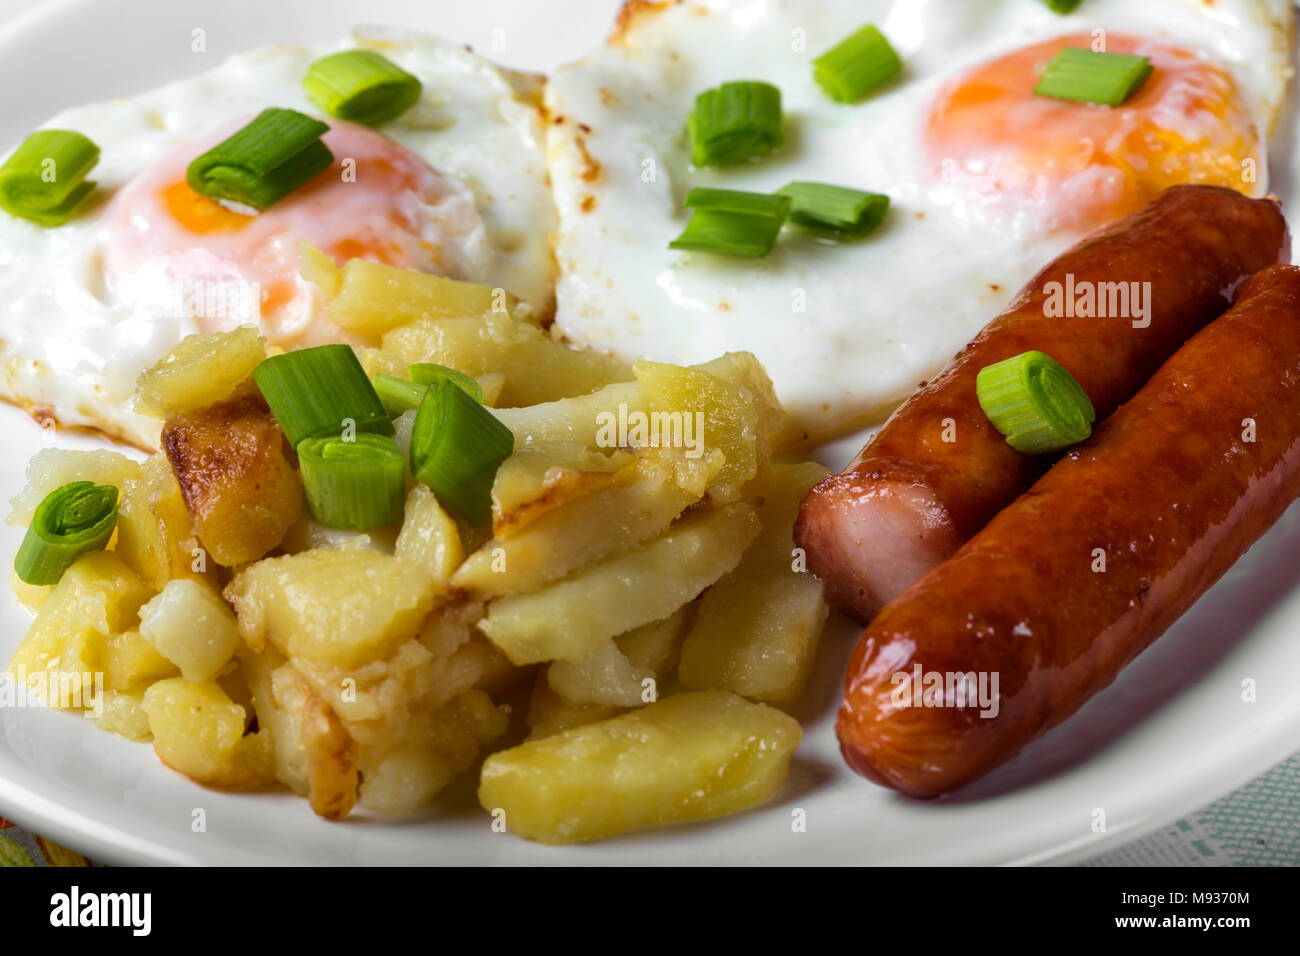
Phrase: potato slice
[
  {"left": 679, "top": 462, "right": 831, "bottom": 702},
  {"left": 142, "top": 678, "right": 272, "bottom": 790},
  {"left": 490, "top": 381, "right": 641, "bottom": 448},
  {"left": 225, "top": 549, "right": 438, "bottom": 669},
  {"left": 490, "top": 442, "right": 631, "bottom": 536},
  {"left": 133, "top": 326, "right": 267, "bottom": 420},
  {"left": 7, "top": 448, "right": 140, "bottom": 527},
  {"left": 546, "top": 606, "right": 689, "bottom": 708},
  {"left": 303, "top": 245, "right": 520, "bottom": 335},
  {"left": 479, "top": 690, "right": 801, "bottom": 844},
  {"left": 6, "top": 552, "right": 151, "bottom": 706},
  {"left": 693, "top": 352, "right": 792, "bottom": 451},
  {"left": 525, "top": 675, "right": 623, "bottom": 740},
  {"left": 382, "top": 311, "right": 631, "bottom": 406},
  {"left": 395, "top": 484, "right": 465, "bottom": 585},
  {"left": 479, "top": 503, "right": 759, "bottom": 664},
  {"left": 634, "top": 360, "right": 762, "bottom": 505},
  {"left": 455, "top": 447, "right": 720, "bottom": 597},
  {"left": 138, "top": 579, "right": 242, "bottom": 683},
  {"left": 162, "top": 394, "right": 302, "bottom": 567}
]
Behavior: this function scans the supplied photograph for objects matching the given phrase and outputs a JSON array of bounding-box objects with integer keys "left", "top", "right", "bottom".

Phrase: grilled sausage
[
  {"left": 837, "top": 264, "right": 1300, "bottom": 797},
  {"left": 796, "top": 185, "right": 1289, "bottom": 620}
]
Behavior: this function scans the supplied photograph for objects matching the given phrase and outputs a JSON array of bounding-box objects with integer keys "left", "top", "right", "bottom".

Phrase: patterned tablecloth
[{"left": 3, "top": 751, "right": 1298, "bottom": 866}]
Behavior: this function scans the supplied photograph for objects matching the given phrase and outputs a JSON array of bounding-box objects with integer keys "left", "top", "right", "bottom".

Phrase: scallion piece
[
  {"left": 976, "top": 350, "right": 1095, "bottom": 454},
  {"left": 253, "top": 344, "right": 393, "bottom": 447},
  {"left": 1034, "top": 47, "right": 1152, "bottom": 107},
  {"left": 186, "top": 108, "right": 333, "bottom": 211},
  {"left": 373, "top": 373, "right": 427, "bottom": 417},
  {"left": 776, "top": 181, "right": 889, "bottom": 237},
  {"left": 410, "top": 380, "right": 514, "bottom": 525},
  {"left": 812, "top": 25, "right": 901, "bottom": 103},
  {"left": 0, "top": 130, "right": 100, "bottom": 226},
  {"left": 303, "top": 50, "right": 423, "bottom": 126},
  {"left": 1041, "top": 0, "right": 1082, "bottom": 13},
  {"left": 688, "top": 81, "right": 784, "bottom": 167},
  {"left": 297, "top": 433, "right": 406, "bottom": 530},
  {"left": 14, "top": 482, "right": 118, "bottom": 585},
  {"left": 408, "top": 364, "right": 485, "bottom": 403},
  {"left": 669, "top": 187, "right": 790, "bottom": 258}
]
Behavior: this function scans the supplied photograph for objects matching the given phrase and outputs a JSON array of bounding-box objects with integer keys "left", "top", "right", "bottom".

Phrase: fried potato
[
  {"left": 133, "top": 326, "right": 266, "bottom": 420},
  {"left": 93, "top": 690, "right": 153, "bottom": 742},
  {"left": 479, "top": 690, "right": 801, "bottom": 844},
  {"left": 7, "top": 448, "right": 140, "bottom": 527},
  {"left": 525, "top": 675, "right": 622, "bottom": 740},
  {"left": 489, "top": 442, "right": 631, "bottom": 536},
  {"left": 635, "top": 360, "right": 760, "bottom": 505},
  {"left": 138, "top": 578, "right": 242, "bottom": 683},
  {"left": 280, "top": 514, "right": 399, "bottom": 556},
  {"left": 692, "top": 352, "right": 792, "bottom": 451},
  {"left": 395, "top": 484, "right": 464, "bottom": 585},
  {"left": 358, "top": 689, "right": 508, "bottom": 816},
  {"left": 115, "top": 452, "right": 210, "bottom": 591},
  {"left": 381, "top": 311, "right": 631, "bottom": 406},
  {"left": 302, "top": 242, "right": 521, "bottom": 336},
  {"left": 104, "top": 629, "right": 177, "bottom": 694},
  {"left": 490, "top": 381, "right": 640, "bottom": 447},
  {"left": 162, "top": 394, "right": 303, "bottom": 567},
  {"left": 142, "top": 678, "right": 273, "bottom": 790},
  {"left": 6, "top": 552, "right": 151, "bottom": 705},
  {"left": 225, "top": 549, "right": 438, "bottom": 669},
  {"left": 679, "top": 462, "right": 831, "bottom": 702},
  {"left": 546, "top": 606, "right": 689, "bottom": 708},
  {"left": 455, "top": 447, "right": 721, "bottom": 597},
  {"left": 479, "top": 503, "right": 759, "bottom": 664}
]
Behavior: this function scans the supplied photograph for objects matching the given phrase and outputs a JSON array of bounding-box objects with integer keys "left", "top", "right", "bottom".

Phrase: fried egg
[
  {"left": 0, "top": 26, "right": 555, "bottom": 449},
  {"left": 546, "top": 0, "right": 1293, "bottom": 442}
]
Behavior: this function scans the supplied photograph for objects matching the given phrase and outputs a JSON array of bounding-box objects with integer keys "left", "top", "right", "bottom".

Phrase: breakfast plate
[{"left": 2, "top": 0, "right": 1300, "bottom": 865}]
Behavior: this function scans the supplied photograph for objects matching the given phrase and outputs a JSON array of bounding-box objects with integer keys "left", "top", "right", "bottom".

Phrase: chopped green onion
[
  {"left": 408, "top": 364, "right": 485, "bottom": 403},
  {"left": 1041, "top": 0, "right": 1082, "bottom": 13},
  {"left": 187, "top": 108, "right": 333, "bottom": 211},
  {"left": 297, "top": 433, "right": 406, "bottom": 530},
  {"left": 684, "top": 187, "right": 791, "bottom": 219},
  {"left": 14, "top": 482, "right": 118, "bottom": 585},
  {"left": 812, "top": 25, "right": 901, "bottom": 103},
  {"left": 303, "top": 50, "right": 423, "bottom": 126},
  {"left": 373, "top": 373, "right": 427, "bottom": 417},
  {"left": 0, "top": 130, "right": 100, "bottom": 226},
  {"left": 976, "top": 350, "right": 1096, "bottom": 454},
  {"left": 776, "top": 181, "right": 889, "bottom": 237},
  {"left": 253, "top": 344, "right": 393, "bottom": 447},
  {"left": 688, "top": 81, "right": 784, "bottom": 167},
  {"left": 1034, "top": 47, "right": 1152, "bottom": 107},
  {"left": 410, "top": 380, "right": 514, "bottom": 525},
  {"left": 669, "top": 187, "right": 790, "bottom": 258}
]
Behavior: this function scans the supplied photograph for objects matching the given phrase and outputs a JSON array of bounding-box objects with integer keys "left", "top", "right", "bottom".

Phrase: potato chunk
[
  {"left": 225, "top": 549, "right": 438, "bottom": 668},
  {"left": 479, "top": 690, "right": 801, "bottom": 844},
  {"left": 142, "top": 678, "right": 272, "bottom": 789},
  {"left": 7, "top": 448, "right": 140, "bottom": 527},
  {"left": 395, "top": 484, "right": 464, "bottom": 585},
  {"left": 547, "top": 607, "right": 688, "bottom": 708},
  {"left": 479, "top": 503, "right": 759, "bottom": 664},
  {"left": 115, "top": 452, "right": 209, "bottom": 591},
  {"left": 161, "top": 394, "right": 303, "bottom": 567},
  {"left": 104, "top": 629, "right": 178, "bottom": 694},
  {"left": 139, "top": 579, "right": 242, "bottom": 683},
  {"left": 382, "top": 311, "right": 630, "bottom": 406},
  {"left": 679, "top": 462, "right": 831, "bottom": 702},
  {"left": 6, "top": 552, "right": 151, "bottom": 706},
  {"left": 134, "top": 326, "right": 266, "bottom": 419}
]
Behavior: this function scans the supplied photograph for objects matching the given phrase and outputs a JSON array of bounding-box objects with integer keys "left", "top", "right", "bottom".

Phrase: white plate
[{"left": 3, "top": 0, "right": 1300, "bottom": 866}]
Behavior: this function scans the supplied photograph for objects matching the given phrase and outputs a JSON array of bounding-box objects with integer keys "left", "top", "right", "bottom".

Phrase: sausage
[
  {"left": 796, "top": 185, "right": 1289, "bottom": 621},
  {"left": 837, "top": 264, "right": 1300, "bottom": 797}
]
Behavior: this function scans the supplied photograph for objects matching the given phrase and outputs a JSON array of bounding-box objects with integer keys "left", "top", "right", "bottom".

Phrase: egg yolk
[
  {"left": 925, "top": 33, "right": 1261, "bottom": 232},
  {"left": 102, "top": 116, "right": 474, "bottom": 346}
]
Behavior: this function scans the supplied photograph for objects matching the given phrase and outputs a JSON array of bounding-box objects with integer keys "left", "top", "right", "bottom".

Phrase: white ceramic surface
[{"left": 1, "top": 0, "right": 1299, "bottom": 866}]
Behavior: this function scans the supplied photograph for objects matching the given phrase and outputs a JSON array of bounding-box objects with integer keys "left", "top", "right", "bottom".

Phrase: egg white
[
  {"left": 0, "top": 26, "right": 556, "bottom": 449},
  {"left": 545, "top": 0, "right": 1293, "bottom": 442}
]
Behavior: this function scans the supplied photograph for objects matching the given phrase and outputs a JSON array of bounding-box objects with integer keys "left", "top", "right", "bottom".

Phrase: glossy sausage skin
[
  {"left": 797, "top": 185, "right": 1289, "bottom": 621},
  {"left": 838, "top": 265, "right": 1300, "bottom": 797}
]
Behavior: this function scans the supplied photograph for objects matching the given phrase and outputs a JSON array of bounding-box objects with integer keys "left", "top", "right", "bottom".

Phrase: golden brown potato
[
  {"left": 133, "top": 326, "right": 267, "bottom": 420},
  {"left": 142, "top": 678, "right": 273, "bottom": 790},
  {"left": 161, "top": 394, "right": 303, "bottom": 567},
  {"left": 479, "top": 690, "right": 801, "bottom": 844}
]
